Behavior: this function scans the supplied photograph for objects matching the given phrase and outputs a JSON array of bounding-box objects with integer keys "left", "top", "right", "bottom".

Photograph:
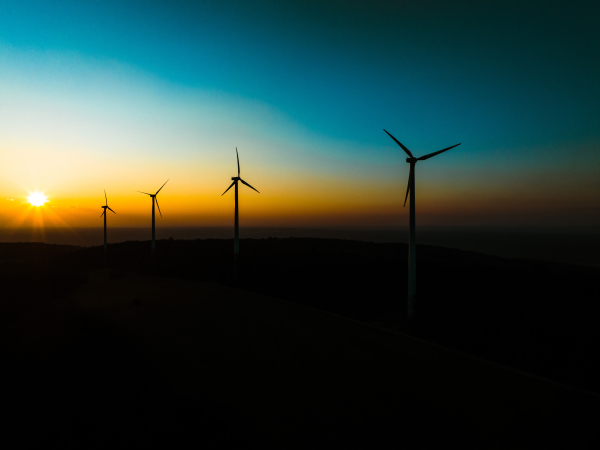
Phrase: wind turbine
[
  {"left": 100, "top": 189, "right": 116, "bottom": 263},
  {"left": 138, "top": 179, "right": 169, "bottom": 256},
  {"left": 221, "top": 148, "right": 260, "bottom": 282},
  {"left": 384, "top": 129, "right": 460, "bottom": 321}
]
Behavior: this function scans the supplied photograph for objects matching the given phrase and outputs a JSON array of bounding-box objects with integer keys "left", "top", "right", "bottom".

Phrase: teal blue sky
[{"left": 1, "top": 0, "right": 599, "bottom": 227}]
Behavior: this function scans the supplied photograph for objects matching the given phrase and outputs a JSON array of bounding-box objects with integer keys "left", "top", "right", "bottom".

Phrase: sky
[{"left": 1, "top": 0, "right": 599, "bottom": 230}]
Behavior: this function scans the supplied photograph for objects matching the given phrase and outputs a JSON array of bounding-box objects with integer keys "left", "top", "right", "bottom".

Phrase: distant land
[{"left": 1, "top": 225, "right": 599, "bottom": 267}]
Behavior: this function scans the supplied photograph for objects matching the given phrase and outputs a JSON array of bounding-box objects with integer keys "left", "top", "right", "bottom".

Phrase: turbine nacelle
[
  {"left": 222, "top": 149, "right": 260, "bottom": 195},
  {"left": 100, "top": 190, "right": 116, "bottom": 215},
  {"left": 384, "top": 129, "right": 460, "bottom": 208},
  {"left": 137, "top": 179, "right": 168, "bottom": 217}
]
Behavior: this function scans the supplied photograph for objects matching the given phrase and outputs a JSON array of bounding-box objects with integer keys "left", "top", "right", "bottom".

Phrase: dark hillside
[
  {"left": 0, "top": 243, "right": 86, "bottom": 328},
  {"left": 55, "top": 237, "right": 600, "bottom": 394},
  {"left": 1, "top": 239, "right": 599, "bottom": 447},
  {"left": 0, "top": 242, "right": 80, "bottom": 262}
]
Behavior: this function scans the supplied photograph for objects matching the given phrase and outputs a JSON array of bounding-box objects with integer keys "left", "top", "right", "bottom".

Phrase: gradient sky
[{"left": 1, "top": 0, "right": 599, "bottom": 229}]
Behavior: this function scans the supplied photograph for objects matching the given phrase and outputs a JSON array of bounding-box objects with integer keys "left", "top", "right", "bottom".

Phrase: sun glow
[{"left": 27, "top": 191, "right": 48, "bottom": 207}]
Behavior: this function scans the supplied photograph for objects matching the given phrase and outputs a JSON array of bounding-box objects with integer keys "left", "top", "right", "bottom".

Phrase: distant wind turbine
[
  {"left": 100, "top": 190, "right": 116, "bottom": 263},
  {"left": 221, "top": 148, "right": 260, "bottom": 282},
  {"left": 138, "top": 179, "right": 169, "bottom": 257},
  {"left": 384, "top": 129, "right": 460, "bottom": 321}
]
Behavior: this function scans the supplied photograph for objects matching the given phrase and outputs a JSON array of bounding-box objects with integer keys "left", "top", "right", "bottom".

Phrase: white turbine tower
[
  {"left": 138, "top": 179, "right": 169, "bottom": 257},
  {"left": 221, "top": 148, "right": 260, "bottom": 283},
  {"left": 100, "top": 189, "right": 116, "bottom": 263},
  {"left": 384, "top": 129, "right": 460, "bottom": 321}
]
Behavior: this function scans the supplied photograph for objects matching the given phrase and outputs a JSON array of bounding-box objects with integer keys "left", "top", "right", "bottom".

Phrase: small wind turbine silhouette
[
  {"left": 138, "top": 179, "right": 169, "bottom": 256},
  {"left": 384, "top": 129, "right": 460, "bottom": 321},
  {"left": 100, "top": 190, "right": 116, "bottom": 263},
  {"left": 221, "top": 148, "right": 259, "bottom": 282}
]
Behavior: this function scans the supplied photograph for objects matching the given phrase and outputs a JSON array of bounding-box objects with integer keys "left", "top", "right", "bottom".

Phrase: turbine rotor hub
[
  {"left": 232, "top": 176, "right": 240, "bottom": 180},
  {"left": 406, "top": 157, "right": 417, "bottom": 163}
]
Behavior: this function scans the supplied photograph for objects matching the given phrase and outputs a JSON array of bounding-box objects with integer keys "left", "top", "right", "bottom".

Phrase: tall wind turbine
[
  {"left": 100, "top": 189, "right": 116, "bottom": 263},
  {"left": 221, "top": 148, "right": 259, "bottom": 282},
  {"left": 138, "top": 179, "right": 169, "bottom": 256},
  {"left": 384, "top": 129, "right": 460, "bottom": 321}
]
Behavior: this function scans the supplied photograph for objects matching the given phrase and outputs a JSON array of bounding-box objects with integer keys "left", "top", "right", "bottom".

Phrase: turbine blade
[
  {"left": 155, "top": 197, "right": 163, "bottom": 218},
  {"left": 240, "top": 178, "right": 260, "bottom": 193},
  {"left": 417, "top": 143, "right": 461, "bottom": 161},
  {"left": 383, "top": 129, "right": 413, "bottom": 158},
  {"left": 108, "top": 206, "right": 116, "bottom": 214},
  {"left": 236, "top": 147, "right": 240, "bottom": 177},
  {"left": 221, "top": 181, "right": 235, "bottom": 196},
  {"left": 404, "top": 166, "right": 413, "bottom": 207},
  {"left": 100, "top": 210, "right": 105, "bottom": 217},
  {"left": 155, "top": 179, "right": 169, "bottom": 195},
  {"left": 137, "top": 191, "right": 153, "bottom": 196},
  {"left": 104, "top": 189, "right": 108, "bottom": 206}
]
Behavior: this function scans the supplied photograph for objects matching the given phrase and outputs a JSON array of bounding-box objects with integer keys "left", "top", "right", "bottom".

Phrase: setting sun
[{"left": 27, "top": 191, "right": 48, "bottom": 207}]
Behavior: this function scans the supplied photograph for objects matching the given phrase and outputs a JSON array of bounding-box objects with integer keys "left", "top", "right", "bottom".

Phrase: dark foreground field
[{"left": 1, "top": 239, "right": 599, "bottom": 447}]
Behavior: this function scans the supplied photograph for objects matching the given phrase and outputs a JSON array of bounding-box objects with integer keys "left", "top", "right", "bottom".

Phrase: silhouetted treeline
[{"left": 3, "top": 238, "right": 599, "bottom": 394}]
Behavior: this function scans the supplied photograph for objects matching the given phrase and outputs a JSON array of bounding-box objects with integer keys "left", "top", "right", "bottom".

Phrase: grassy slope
[{"left": 3, "top": 269, "right": 598, "bottom": 448}]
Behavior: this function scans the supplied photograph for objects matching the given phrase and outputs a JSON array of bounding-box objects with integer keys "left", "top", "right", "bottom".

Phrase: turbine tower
[
  {"left": 138, "top": 179, "right": 169, "bottom": 257},
  {"left": 221, "top": 148, "right": 260, "bottom": 283},
  {"left": 100, "top": 189, "right": 116, "bottom": 263},
  {"left": 384, "top": 129, "right": 460, "bottom": 321}
]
